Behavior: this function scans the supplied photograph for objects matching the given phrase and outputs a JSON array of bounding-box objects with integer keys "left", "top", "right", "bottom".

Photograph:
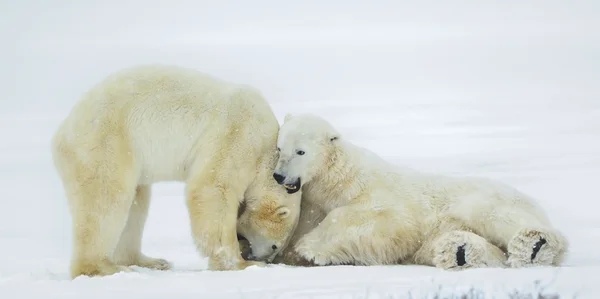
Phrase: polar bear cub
[
  {"left": 271, "top": 113, "right": 568, "bottom": 269},
  {"left": 51, "top": 65, "right": 301, "bottom": 278}
]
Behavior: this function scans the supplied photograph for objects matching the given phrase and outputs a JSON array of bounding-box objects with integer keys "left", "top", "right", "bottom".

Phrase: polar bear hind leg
[
  {"left": 113, "top": 185, "right": 171, "bottom": 270},
  {"left": 294, "top": 204, "right": 420, "bottom": 266},
  {"left": 463, "top": 205, "right": 568, "bottom": 268},
  {"left": 411, "top": 217, "right": 507, "bottom": 270},
  {"left": 53, "top": 134, "right": 140, "bottom": 278},
  {"left": 429, "top": 231, "right": 506, "bottom": 270},
  {"left": 505, "top": 227, "right": 568, "bottom": 268},
  {"left": 446, "top": 186, "right": 568, "bottom": 268}
]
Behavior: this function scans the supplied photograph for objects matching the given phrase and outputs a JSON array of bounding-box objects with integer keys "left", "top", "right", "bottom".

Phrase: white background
[{"left": 1, "top": 0, "right": 600, "bottom": 298}]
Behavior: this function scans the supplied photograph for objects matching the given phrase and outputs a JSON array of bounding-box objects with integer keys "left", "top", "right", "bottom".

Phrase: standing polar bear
[
  {"left": 271, "top": 113, "right": 568, "bottom": 269},
  {"left": 51, "top": 65, "right": 301, "bottom": 279}
]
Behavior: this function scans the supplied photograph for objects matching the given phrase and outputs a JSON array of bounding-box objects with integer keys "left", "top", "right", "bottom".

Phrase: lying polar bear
[{"left": 269, "top": 113, "right": 568, "bottom": 269}]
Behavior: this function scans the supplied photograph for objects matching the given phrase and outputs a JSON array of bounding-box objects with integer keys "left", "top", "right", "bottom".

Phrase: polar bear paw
[
  {"left": 294, "top": 236, "right": 334, "bottom": 266},
  {"left": 130, "top": 256, "right": 172, "bottom": 270},
  {"left": 432, "top": 231, "right": 493, "bottom": 270},
  {"left": 208, "top": 256, "right": 266, "bottom": 270},
  {"left": 279, "top": 250, "right": 319, "bottom": 267},
  {"left": 115, "top": 253, "right": 172, "bottom": 271},
  {"left": 71, "top": 259, "right": 133, "bottom": 278},
  {"left": 240, "top": 260, "right": 267, "bottom": 269},
  {"left": 507, "top": 228, "right": 565, "bottom": 268}
]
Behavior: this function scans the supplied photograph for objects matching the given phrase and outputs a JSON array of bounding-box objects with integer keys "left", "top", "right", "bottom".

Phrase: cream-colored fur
[
  {"left": 51, "top": 65, "right": 301, "bottom": 279},
  {"left": 236, "top": 165, "right": 302, "bottom": 262},
  {"left": 271, "top": 113, "right": 568, "bottom": 270},
  {"left": 271, "top": 199, "right": 325, "bottom": 266}
]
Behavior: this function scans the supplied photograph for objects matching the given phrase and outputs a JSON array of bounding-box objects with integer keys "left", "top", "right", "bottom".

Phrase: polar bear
[
  {"left": 51, "top": 65, "right": 301, "bottom": 279},
  {"left": 270, "top": 113, "right": 568, "bottom": 270}
]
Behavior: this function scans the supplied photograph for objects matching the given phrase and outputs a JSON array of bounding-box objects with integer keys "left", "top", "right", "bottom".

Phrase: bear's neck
[{"left": 303, "top": 141, "right": 365, "bottom": 212}]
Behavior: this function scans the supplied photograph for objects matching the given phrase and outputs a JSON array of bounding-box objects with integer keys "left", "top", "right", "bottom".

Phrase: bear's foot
[
  {"left": 507, "top": 228, "right": 566, "bottom": 268},
  {"left": 127, "top": 255, "right": 171, "bottom": 270},
  {"left": 433, "top": 241, "right": 487, "bottom": 270},
  {"left": 208, "top": 257, "right": 266, "bottom": 271},
  {"left": 433, "top": 231, "right": 505, "bottom": 270},
  {"left": 294, "top": 236, "right": 336, "bottom": 266},
  {"left": 240, "top": 260, "right": 266, "bottom": 269},
  {"left": 71, "top": 258, "right": 132, "bottom": 279},
  {"left": 295, "top": 245, "right": 330, "bottom": 266}
]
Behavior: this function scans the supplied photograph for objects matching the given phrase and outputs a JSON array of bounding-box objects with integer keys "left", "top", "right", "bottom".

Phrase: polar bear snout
[
  {"left": 239, "top": 239, "right": 280, "bottom": 263},
  {"left": 238, "top": 234, "right": 274, "bottom": 262},
  {"left": 273, "top": 173, "right": 302, "bottom": 194},
  {"left": 273, "top": 173, "right": 286, "bottom": 184}
]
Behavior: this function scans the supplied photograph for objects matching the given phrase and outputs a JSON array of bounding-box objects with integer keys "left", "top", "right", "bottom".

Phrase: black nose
[
  {"left": 272, "top": 245, "right": 278, "bottom": 250},
  {"left": 273, "top": 173, "right": 285, "bottom": 184}
]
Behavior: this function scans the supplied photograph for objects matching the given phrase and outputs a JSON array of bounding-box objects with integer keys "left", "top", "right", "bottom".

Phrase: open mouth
[
  {"left": 283, "top": 179, "right": 301, "bottom": 194},
  {"left": 237, "top": 234, "right": 253, "bottom": 260}
]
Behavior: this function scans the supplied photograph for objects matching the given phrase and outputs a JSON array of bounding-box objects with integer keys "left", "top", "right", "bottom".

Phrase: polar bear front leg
[
  {"left": 113, "top": 185, "right": 171, "bottom": 271},
  {"left": 294, "top": 205, "right": 418, "bottom": 266},
  {"left": 272, "top": 200, "right": 325, "bottom": 267},
  {"left": 186, "top": 168, "right": 264, "bottom": 271},
  {"left": 427, "top": 231, "right": 507, "bottom": 270}
]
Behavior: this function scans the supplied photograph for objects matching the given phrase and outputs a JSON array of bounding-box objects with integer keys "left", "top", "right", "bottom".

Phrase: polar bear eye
[
  {"left": 277, "top": 147, "right": 281, "bottom": 152},
  {"left": 296, "top": 150, "right": 305, "bottom": 155}
]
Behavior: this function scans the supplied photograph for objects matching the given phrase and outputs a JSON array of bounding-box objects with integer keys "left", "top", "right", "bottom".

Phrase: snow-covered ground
[{"left": 2, "top": 1, "right": 600, "bottom": 298}]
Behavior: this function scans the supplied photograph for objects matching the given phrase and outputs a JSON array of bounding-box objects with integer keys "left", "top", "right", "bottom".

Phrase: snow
[{"left": 2, "top": 0, "right": 600, "bottom": 298}]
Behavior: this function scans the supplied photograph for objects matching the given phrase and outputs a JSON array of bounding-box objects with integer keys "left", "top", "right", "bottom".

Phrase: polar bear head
[
  {"left": 236, "top": 154, "right": 302, "bottom": 262},
  {"left": 273, "top": 113, "right": 340, "bottom": 193}
]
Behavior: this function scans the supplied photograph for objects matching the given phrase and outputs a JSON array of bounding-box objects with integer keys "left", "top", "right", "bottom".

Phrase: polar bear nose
[{"left": 273, "top": 173, "right": 286, "bottom": 184}]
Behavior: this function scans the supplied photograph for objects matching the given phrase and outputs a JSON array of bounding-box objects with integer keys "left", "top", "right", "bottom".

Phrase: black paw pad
[
  {"left": 531, "top": 238, "right": 547, "bottom": 261},
  {"left": 456, "top": 244, "right": 466, "bottom": 266}
]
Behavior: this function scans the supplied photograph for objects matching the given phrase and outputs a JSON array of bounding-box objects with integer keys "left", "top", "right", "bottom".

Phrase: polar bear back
[{"left": 58, "top": 65, "right": 278, "bottom": 184}]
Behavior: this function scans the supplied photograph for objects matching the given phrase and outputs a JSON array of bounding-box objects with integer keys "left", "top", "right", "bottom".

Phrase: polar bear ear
[
  {"left": 276, "top": 207, "right": 291, "bottom": 218},
  {"left": 283, "top": 113, "right": 294, "bottom": 123}
]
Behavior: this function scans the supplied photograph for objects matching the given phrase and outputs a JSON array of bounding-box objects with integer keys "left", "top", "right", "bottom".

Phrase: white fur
[
  {"left": 272, "top": 113, "right": 568, "bottom": 270},
  {"left": 51, "top": 65, "right": 301, "bottom": 278}
]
